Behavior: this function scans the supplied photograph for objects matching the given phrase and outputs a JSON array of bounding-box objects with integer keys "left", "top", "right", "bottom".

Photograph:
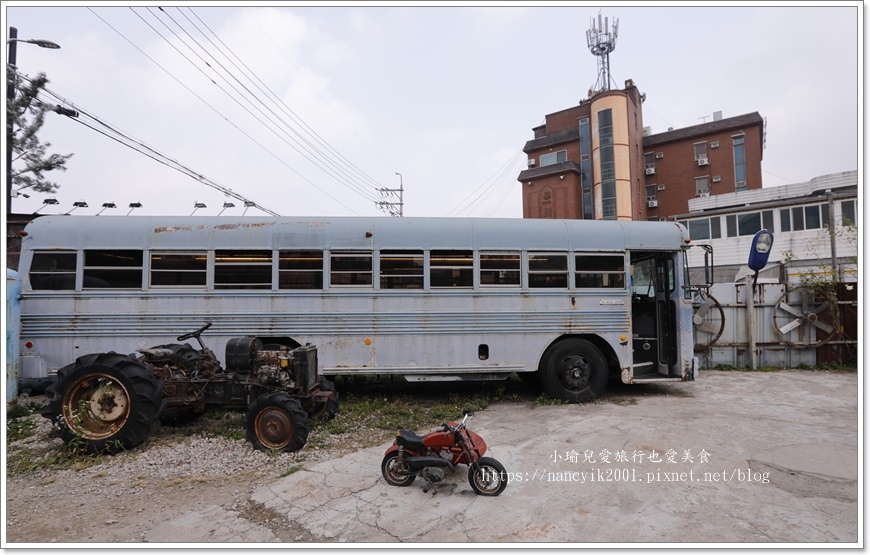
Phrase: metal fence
[{"left": 692, "top": 280, "right": 858, "bottom": 369}]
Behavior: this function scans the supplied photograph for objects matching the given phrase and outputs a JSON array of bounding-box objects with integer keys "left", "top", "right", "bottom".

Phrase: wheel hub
[
  {"left": 88, "top": 384, "right": 128, "bottom": 422},
  {"left": 561, "top": 355, "right": 591, "bottom": 390},
  {"left": 257, "top": 409, "right": 292, "bottom": 448}
]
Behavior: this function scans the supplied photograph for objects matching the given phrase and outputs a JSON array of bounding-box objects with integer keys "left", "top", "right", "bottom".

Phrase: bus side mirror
[{"left": 748, "top": 229, "right": 774, "bottom": 272}]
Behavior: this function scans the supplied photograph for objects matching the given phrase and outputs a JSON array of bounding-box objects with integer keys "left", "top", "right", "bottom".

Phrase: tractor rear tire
[{"left": 42, "top": 352, "right": 165, "bottom": 454}]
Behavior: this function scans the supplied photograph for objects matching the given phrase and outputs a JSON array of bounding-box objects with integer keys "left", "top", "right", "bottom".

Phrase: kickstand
[{"left": 422, "top": 477, "right": 438, "bottom": 495}]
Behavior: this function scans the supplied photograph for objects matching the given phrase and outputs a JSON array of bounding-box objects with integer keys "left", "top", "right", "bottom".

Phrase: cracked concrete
[{"left": 242, "top": 371, "right": 858, "bottom": 544}]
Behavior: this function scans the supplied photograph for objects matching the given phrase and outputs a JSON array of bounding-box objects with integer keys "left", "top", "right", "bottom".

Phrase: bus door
[{"left": 629, "top": 252, "right": 678, "bottom": 378}]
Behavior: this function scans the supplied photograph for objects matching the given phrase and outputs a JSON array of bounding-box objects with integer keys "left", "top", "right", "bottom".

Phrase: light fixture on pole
[
  {"left": 66, "top": 200, "right": 88, "bottom": 215},
  {"left": 242, "top": 200, "right": 255, "bottom": 216},
  {"left": 33, "top": 197, "right": 58, "bottom": 214},
  {"left": 126, "top": 202, "right": 142, "bottom": 215},
  {"left": 96, "top": 202, "right": 116, "bottom": 216},
  {"left": 7, "top": 26, "right": 61, "bottom": 216},
  {"left": 217, "top": 201, "right": 235, "bottom": 216},
  {"left": 191, "top": 201, "right": 206, "bottom": 216}
]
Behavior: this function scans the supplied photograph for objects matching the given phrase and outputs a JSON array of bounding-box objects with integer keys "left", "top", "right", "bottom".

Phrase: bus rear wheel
[
  {"left": 42, "top": 353, "right": 165, "bottom": 454},
  {"left": 541, "top": 339, "right": 608, "bottom": 403}
]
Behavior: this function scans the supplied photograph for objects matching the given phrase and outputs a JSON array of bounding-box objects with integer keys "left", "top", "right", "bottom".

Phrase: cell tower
[{"left": 586, "top": 12, "right": 619, "bottom": 93}]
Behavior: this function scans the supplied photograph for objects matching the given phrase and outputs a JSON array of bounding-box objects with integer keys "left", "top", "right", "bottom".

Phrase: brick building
[{"left": 518, "top": 80, "right": 764, "bottom": 221}]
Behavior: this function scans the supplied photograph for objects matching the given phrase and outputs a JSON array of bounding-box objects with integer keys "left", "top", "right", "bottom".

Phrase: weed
[
  {"left": 280, "top": 465, "right": 303, "bottom": 478},
  {"left": 534, "top": 393, "right": 568, "bottom": 406}
]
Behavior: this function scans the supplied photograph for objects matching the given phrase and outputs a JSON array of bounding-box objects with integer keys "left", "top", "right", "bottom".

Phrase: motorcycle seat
[{"left": 397, "top": 430, "right": 426, "bottom": 452}]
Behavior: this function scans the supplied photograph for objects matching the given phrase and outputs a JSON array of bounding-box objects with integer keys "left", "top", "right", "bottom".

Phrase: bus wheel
[
  {"left": 246, "top": 392, "right": 310, "bottom": 453},
  {"left": 541, "top": 339, "right": 608, "bottom": 403},
  {"left": 42, "top": 353, "right": 165, "bottom": 454}
]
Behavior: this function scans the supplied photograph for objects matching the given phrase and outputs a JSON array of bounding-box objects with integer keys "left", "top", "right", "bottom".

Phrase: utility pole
[
  {"left": 376, "top": 173, "right": 404, "bottom": 217},
  {"left": 6, "top": 26, "right": 61, "bottom": 216}
]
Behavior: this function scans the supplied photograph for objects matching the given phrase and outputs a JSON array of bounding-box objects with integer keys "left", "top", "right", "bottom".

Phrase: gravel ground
[{"left": 4, "top": 395, "right": 390, "bottom": 544}]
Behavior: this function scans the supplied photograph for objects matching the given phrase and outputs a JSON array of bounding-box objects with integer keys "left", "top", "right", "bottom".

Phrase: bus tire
[
  {"left": 541, "top": 339, "right": 608, "bottom": 403},
  {"left": 42, "top": 353, "right": 165, "bottom": 454},
  {"left": 246, "top": 392, "right": 310, "bottom": 453}
]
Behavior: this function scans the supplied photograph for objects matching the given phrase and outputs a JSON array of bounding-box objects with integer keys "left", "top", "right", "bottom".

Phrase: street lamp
[
  {"left": 32, "top": 197, "right": 58, "bottom": 214},
  {"left": 242, "top": 200, "right": 255, "bottom": 216},
  {"left": 96, "top": 202, "right": 116, "bottom": 215},
  {"left": 191, "top": 201, "right": 206, "bottom": 216},
  {"left": 7, "top": 26, "right": 61, "bottom": 216},
  {"left": 66, "top": 200, "right": 88, "bottom": 215},
  {"left": 126, "top": 202, "right": 142, "bottom": 215},
  {"left": 217, "top": 201, "right": 235, "bottom": 216}
]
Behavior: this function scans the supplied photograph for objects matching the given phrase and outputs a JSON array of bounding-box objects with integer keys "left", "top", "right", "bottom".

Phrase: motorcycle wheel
[
  {"left": 468, "top": 457, "right": 507, "bottom": 496},
  {"left": 381, "top": 453, "right": 416, "bottom": 486}
]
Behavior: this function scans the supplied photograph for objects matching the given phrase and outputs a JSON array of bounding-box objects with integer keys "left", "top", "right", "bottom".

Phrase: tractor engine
[{"left": 225, "top": 338, "right": 317, "bottom": 393}]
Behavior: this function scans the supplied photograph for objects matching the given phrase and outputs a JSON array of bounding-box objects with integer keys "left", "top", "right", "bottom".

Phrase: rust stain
[
  {"left": 214, "top": 222, "right": 275, "bottom": 231},
  {"left": 154, "top": 226, "right": 193, "bottom": 233}
]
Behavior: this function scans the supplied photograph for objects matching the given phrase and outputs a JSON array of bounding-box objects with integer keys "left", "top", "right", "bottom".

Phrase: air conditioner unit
[
  {"left": 527, "top": 159, "right": 536, "bottom": 167},
  {"left": 697, "top": 157, "right": 709, "bottom": 166},
  {"left": 647, "top": 200, "right": 659, "bottom": 208},
  {"left": 657, "top": 185, "right": 666, "bottom": 191},
  {"left": 655, "top": 152, "right": 664, "bottom": 159},
  {"left": 645, "top": 167, "right": 656, "bottom": 175},
  {"left": 711, "top": 141, "right": 720, "bottom": 148},
  {"left": 698, "top": 192, "right": 710, "bottom": 198},
  {"left": 712, "top": 176, "right": 721, "bottom": 183}
]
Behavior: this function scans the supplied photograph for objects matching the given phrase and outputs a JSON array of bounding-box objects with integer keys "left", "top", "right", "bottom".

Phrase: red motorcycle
[{"left": 381, "top": 409, "right": 507, "bottom": 496}]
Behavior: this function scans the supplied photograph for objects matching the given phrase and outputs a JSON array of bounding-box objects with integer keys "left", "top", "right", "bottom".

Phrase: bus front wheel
[{"left": 541, "top": 339, "right": 608, "bottom": 403}]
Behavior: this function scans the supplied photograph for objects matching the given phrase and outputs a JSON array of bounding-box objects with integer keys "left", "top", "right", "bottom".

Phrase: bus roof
[{"left": 21, "top": 216, "right": 689, "bottom": 252}]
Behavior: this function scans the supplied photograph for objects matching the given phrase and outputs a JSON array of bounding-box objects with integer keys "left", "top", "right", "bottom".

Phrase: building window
[
  {"left": 330, "top": 252, "right": 373, "bottom": 287},
  {"left": 480, "top": 252, "right": 521, "bottom": 287},
  {"left": 723, "top": 210, "right": 773, "bottom": 238},
  {"left": 580, "top": 118, "right": 593, "bottom": 220},
  {"left": 780, "top": 208, "right": 791, "bottom": 232},
  {"left": 528, "top": 253, "right": 568, "bottom": 288},
  {"left": 540, "top": 150, "right": 568, "bottom": 167},
  {"left": 695, "top": 176, "right": 710, "bottom": 195},
  {"left": 804, "top": 205, "right": 821, "bottom": 230},
  {"left": 733, "top": 135, "right": 746, "bottom": 192},
  {"left": 83, "top": 250, "right": 144, "bottom": 289},
  {"left": 29, "top": 251, "right": 77, "bottom": 290},
  {"left": 150, "top": 252, "right": 207, "bottom": 288},
  {"left": 694, "top": 142, "right": 707, "bottom": 160},
  {"left": 430, "top": 250, "right": 473, "bottom": 288},
  {"left": 841, "top": 200, "right": 857, "bottom": 226},
  {"left": 215, "top": 250, "right": 272, "bottom": 289},
  {"left": 379, "top": 250, "right": 424, "bottom": 289},
  {"left": 646, "top": 185, "right": 657, "bottom": 201},
  {"left": 598, "top": 109, "right": 616, "bottom": 220},
  {"left": 575, "top": 254, "right": 625, "bottom": 288},
  {"left": 644, "top": 152, "right": 655, "bottom": 169},
  {"left": 279, "top": 251, "right": 323, "bottom": 289}
]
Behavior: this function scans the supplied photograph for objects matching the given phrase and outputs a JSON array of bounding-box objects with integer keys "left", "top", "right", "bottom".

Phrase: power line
[
  {"left": 87, "top": 7, "right": 360, "bottom": 214},
  {"left": 447, "top": 151, "right": 524, "bottom": 217},
  {"left": 26, "top": 72, "right": 280, "bottom": 217},
  {"left": 143, "top": 7, "right": 382, "bottom": 204}
]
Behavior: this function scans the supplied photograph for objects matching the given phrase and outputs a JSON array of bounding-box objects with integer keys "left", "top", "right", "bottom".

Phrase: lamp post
[{"left": 7, "top": 26, "right": 61, "bottom": 216}]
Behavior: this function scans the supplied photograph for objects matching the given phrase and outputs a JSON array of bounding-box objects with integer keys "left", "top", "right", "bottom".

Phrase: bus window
[
  {"left": 574, "top": 254, "right": 625, "bottom": 288},
  {"left": 528, "top": 253, "right": 568, "bottom": 288},
  {"left": 150, "top": 252, "right": 207, "bottom": 288},
  {"left": 279, "top": 251, "right": 323, "bottom": 290},
  {"left": 215, "top": 250, "right": 272, "bottom": 290},
  {"left": 29, "top": 251, "right": 77, "bottom": 290},
  {"left": 330, "top": 252, "right": 373, "bottom": 287},
  {"left": 83, "top": 250, "right": 143, "bottom": 289},
  {"left": 380, "top": 250, "right": 423, "bottom": 289},
  {"left": 430, "top": 250, "right": 473, "bottom": 288},
  {"left": 480, "top": 252, "right": 520, "bottom": 287}
]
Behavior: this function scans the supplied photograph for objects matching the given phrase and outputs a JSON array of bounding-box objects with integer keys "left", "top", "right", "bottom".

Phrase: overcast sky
[{"left": 3, "top": 2, "right": 861, "bottom": 218}]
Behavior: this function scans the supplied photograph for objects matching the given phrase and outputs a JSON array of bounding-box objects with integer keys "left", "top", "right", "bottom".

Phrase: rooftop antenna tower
[{"left": 586, "top": 12, "right": 619, "bottom": 93}]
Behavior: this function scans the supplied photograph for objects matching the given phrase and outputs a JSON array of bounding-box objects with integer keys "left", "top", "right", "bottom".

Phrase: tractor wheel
[
  {"left": 245, "top": 392, "right": 310, "bottom": 453},
  {"left": 309, "top": 377, "right": 340, "bottom": 420},
  {"left": 42, "top": 353, "right": 165, "bottom": 454}
]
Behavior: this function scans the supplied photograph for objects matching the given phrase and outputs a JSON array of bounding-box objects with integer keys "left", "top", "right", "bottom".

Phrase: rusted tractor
[{"left": 42, "top": 323, "right": 338, "bottom": 454}]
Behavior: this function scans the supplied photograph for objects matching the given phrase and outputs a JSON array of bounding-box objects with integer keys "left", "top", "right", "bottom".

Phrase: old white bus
[{"left": 16, "top": 216, "right": 705, "bottom": 402}]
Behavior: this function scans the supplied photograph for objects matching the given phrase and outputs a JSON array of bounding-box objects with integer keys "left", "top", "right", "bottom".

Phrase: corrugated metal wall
[{"left": 693, "top": 280, "right": 857, "bottom": 369}]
